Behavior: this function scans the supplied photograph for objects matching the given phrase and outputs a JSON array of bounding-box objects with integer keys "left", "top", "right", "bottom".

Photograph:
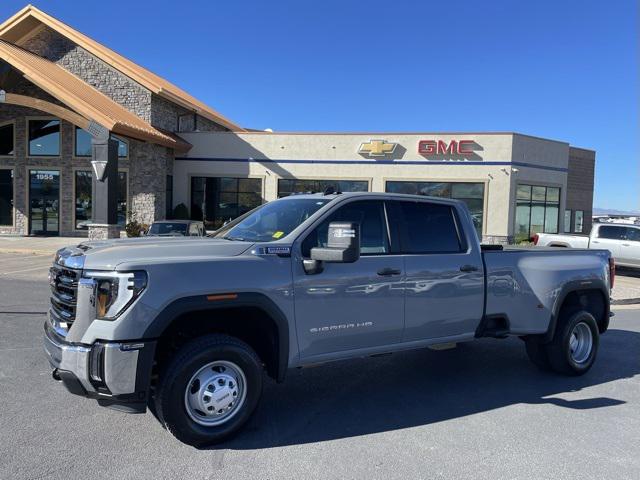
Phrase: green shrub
[{"left": 173, "top": 203, "right": 189, "bottom": 220}]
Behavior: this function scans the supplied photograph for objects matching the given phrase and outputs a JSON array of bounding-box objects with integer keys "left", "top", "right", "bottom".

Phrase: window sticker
[{"left": 272, "top": 231, "right": 284, "bottom": 239}]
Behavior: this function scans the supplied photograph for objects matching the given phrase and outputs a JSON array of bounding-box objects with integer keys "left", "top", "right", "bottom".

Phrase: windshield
[
  {"left": 215, "top": 198, "right": 331, "bottom": 242},
  {"left": 148, "top": 223, "right": 188, "bottom": 235}
]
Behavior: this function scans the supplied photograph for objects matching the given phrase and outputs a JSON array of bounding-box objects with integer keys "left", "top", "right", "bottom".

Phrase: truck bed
[{"left": 482, "top": 247, "right": 610, "bottom": 335}]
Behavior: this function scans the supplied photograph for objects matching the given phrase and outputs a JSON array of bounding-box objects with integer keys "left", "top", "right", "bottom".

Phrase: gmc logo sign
[{"left": 418, "top": 140, "right": 476, "bottom": 156}]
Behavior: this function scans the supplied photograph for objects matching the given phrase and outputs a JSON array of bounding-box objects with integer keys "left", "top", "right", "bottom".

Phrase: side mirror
[{"left": 310, "top": 221, "right": 360, "bottom": 263}]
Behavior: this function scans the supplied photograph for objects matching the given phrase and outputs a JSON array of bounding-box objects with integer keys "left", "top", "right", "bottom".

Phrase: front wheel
[
  {"left": 545, "top": 311, "right": 599, "bottom": 376},
  {"left": 154, "top": 334, "right": 263, "bottom": 447}
]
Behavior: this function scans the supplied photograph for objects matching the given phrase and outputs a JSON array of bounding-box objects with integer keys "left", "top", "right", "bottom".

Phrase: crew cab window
[
  {"left": 302, "top": 200, "right": 389, "bottom": 257},
  {"left": 396, "top": 201, "right": 463, "bottom": 253},
  {"left": 598, "top": 226, "right": 627, "bottom": 240},
  {"left": 627, "top": 228, "right": 640, "bottom": 242}
]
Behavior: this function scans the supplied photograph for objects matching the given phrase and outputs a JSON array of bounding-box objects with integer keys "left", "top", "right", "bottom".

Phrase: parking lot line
[{"left": 1, "top": 264, "right": 52, "bottom": 275}]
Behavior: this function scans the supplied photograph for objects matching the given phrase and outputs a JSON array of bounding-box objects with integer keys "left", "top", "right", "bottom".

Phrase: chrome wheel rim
[
  {"left": 184, "top": 360, "right": 247, "bottom": 427},
  {"left": 569, "top": 322, "right": 593, "bottom": 364}
]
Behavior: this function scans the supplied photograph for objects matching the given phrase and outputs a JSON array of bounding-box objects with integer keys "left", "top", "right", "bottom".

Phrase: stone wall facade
[
  {"left": 21, "top": 27, "right": 153, "bottom": 121},
  {"left": 566, "top": 147, "right": 595, "bottom": 234},
  {"left": 1, "top": 26, "right": 232, "bottom": 236}
]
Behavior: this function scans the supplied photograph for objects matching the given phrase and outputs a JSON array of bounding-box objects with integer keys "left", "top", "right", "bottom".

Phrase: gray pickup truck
[{"left": 44, "top": 192, "right": 614, "bottom": 446}]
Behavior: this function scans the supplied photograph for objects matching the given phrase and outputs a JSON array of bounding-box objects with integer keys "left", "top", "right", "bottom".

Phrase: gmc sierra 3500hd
[{"left": 44, "top": 192, "right": 614, "bottom": 446}]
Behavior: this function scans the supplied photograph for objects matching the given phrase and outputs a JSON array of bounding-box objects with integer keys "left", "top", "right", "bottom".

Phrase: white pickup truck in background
[{"left": 534, "top": 223, "right": 640, "bottom": 268}]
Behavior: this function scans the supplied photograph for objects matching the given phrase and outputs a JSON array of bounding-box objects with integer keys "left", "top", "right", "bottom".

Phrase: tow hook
[{"left": 52, "top": 368, "right": 61, "bottom": 381}]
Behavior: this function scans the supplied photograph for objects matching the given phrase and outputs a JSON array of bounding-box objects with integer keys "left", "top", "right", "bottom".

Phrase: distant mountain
[{"left": 593, "top": 207, "right": 640, "bottom": 216}]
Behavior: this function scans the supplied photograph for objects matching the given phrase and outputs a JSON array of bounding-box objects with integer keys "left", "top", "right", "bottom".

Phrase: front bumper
[{"left": 43, "top": 321, "right": 156, "bottom": 413}]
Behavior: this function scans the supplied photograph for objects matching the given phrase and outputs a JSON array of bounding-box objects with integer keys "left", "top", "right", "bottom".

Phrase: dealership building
[{"left": 0, "top": 5, "right": 595, "bottom": 243}]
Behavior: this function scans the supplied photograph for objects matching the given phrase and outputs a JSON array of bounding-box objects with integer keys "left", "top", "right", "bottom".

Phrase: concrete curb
[{"left": 612, "top": 297, "right": 640, "bottom": 306}]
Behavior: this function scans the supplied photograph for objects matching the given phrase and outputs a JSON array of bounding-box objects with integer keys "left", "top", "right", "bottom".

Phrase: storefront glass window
[
  {"left": 564, "top": 210, "right": 572, "bottom": 232},
  {"left": 28, "top": 119, "right": 60, "bottom": 156},
  {"left": 515, "top": 185, "right": 560, "bottom": 242},
  {"left": 118, "top": 171, "right": 127, "bottom": 226},
  {"left": 575, "top": 210, "right": 584, "bottom": 233},
  {"left": 166, "top": 175, "right": 173, "bottom": 219},
  {"left": 277, "top": 179, "right": 368, "bottom": 197},
  {"left": 75, "top": 171, "right": 92, "bottom": 229},
  {"left": 0, "top": 123, "right": 14, "bottom": 155},
  {"left": 75, "top": 127, "right": 128, "bottom": 158},
  {"left": 72, "top": 170, "right": 127, "bottom": 228},
  {"left": 0, "top": 169, "right": 13, "bottom": 225},
  {"left": 190, "top": 177, "right": 263, "bottom": 229},
  {"left": 385, "top": 181, "right": 485, "bottom": 236}
]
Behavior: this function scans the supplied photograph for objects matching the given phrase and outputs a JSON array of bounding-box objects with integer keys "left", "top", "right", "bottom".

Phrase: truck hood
[{"left": 58, "top": 237, "right": 254, "bottom": 270}]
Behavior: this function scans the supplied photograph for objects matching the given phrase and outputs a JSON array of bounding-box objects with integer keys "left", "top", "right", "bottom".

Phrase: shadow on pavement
[
  {"left": 617, "top": 267, "right": 640, "bottom": 279},
  {"left": 217, "top": 328, "right": 639, "bottom": 450}
]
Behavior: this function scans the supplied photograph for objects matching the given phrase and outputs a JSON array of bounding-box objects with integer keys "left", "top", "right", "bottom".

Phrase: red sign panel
[{"left": 418, "top": 140, "right": 476, "bottom": 155}]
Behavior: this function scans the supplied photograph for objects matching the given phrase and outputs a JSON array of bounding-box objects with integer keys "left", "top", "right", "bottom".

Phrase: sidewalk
[{"left": 0, "top": 236, "right": 86, "bottom": 255}]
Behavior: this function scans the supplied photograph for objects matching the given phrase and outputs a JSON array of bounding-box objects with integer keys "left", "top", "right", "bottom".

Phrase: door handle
[
  {"left": 459, "top": 264, "right": 479, "bottom": 273},
  {"left": 377, "top": 267, "right": 401, "bottom": 276},
  {"left": 622, "top": 243, "right": 631, "bottom": 247}
]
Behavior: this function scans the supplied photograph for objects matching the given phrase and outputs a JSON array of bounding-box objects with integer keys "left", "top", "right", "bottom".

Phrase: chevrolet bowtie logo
[{"left": 358, "top": 139, "right": 397, "bottom": 157}]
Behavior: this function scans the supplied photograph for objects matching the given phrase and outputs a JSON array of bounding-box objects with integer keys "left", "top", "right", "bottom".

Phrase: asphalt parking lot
[{"left": 0, "top": 252, "right": 639, "bottom": 479}]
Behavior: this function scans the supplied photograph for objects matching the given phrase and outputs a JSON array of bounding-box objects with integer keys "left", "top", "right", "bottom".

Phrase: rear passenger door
[
  {"left": 389, "top": 200, "right": 484, "bottom": 341},
  {"left": 619, "top": 227, "right": 640, "bottom": 266},
  {"left": 592, "top": 225, "right": 626, "bottom": 262}
]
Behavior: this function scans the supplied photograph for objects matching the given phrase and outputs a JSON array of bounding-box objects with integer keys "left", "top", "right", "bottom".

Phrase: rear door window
[
  {"left": 626, "top": 228, "right": 640, "bottom": 242},
  {"left": 598, "top": 226, "right": 627, "bottom": 240},
  {"left": 396, "top": 201, "right": 463, "bottom": 253}
]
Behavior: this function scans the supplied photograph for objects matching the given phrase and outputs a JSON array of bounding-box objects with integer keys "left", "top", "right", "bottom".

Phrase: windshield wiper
[{"left": 222, "top": 236, "right": 246, "bottom": 241}]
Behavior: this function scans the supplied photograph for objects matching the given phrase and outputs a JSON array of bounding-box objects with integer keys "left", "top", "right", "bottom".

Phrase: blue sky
[{"left": 2, "top": 0, "right": 638, "bottom": 210}]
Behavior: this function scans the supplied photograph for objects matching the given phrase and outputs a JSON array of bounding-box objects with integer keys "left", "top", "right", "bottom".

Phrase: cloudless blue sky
[{"left": 2, "top": 0, "right": 638, "bottom": 210}]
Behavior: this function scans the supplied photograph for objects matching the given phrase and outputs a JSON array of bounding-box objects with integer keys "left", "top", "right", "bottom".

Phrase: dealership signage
[
  {"left": 358, "top": 139, "right": 397, "bottom": 157},
  {"left": 418, "top": 139, "right": 476, "bottom": 156}
]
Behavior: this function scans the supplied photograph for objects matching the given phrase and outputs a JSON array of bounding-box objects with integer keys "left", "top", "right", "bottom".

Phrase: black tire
[
  {"left": 545, "top": 311, "right": 599, "bottom": 376},
  {"left": 154, "top": 334, "right": 263, "bottom": 447},
  {"left": 524, "top": 337, "right": 551, "bottom": 371}
]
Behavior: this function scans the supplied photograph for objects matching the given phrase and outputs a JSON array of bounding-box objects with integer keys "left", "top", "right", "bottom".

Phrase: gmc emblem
[{"left": 418, "top": 139, "right": 476, "bottom": 156}]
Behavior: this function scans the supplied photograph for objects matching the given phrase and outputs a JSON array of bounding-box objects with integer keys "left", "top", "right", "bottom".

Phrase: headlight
[{"left": 83, "top": 271, "right": 147, "bottom": 320}]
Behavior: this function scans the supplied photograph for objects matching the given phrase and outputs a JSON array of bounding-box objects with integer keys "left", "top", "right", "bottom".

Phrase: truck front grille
[{"left": 49, "top": 265, "right": 82, "bottom": 334}]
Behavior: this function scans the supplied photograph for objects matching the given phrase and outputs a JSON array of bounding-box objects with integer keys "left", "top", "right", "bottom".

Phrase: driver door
[{"left": 292, "top": 200, "right": 405, "bottom": 360}]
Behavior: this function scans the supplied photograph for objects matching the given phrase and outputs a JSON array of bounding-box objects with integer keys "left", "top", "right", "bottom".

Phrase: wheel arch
[
  {"left": 544, "top": 281, "right": 610, "bottom": 343},
  {"left": 144, "top": 293, "right": 290, "bottom": 382}
]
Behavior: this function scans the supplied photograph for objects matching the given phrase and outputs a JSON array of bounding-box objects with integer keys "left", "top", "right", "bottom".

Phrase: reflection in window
[
  {"left": 575, "top": 210, "right": 584, "bottom": 233},
  {"left": 166, "top": 175, "right": 173, "bottom": 219},
  {"left": 301, "top": 201, "right": 388, "bottom": 257},
  {"left": 191, "top": 177, "right": 263, "bottom": 229},
  {"left": 278, "top": 179, "right": 368, "bottom": 197},
  {"left": 564, "top": 210, "right": 572, "bottom": 233},
  {"left": 75, "top": 171, "right": 92, "bottom": 229},
  {"left": 0, "top": 169, "right": 13, "bottom": 225},
  {"left": 385, "top": 181, "right": 484, "bottom": 236},
  {"left": 75, "top": 127, "right": 128, "bottom": 158},
  {"left": 72, "top": 170, "right": 127, "bottom": 227},
  {"left": 0, "top": 123, "right": 14, "bottom": 155},
  {"left": 118, "top": 171, "right": 127, "bottom": 226},
  {"left": 515, "top": 185, "right": 560, "bottom": 242},
  {"left": 28, "top": 119, "right": 60, "bottom": 156}
]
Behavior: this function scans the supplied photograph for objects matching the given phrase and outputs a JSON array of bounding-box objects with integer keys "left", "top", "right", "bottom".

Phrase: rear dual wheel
[{"left": 525, "top": 311, "right": 599, "bottom": 376}]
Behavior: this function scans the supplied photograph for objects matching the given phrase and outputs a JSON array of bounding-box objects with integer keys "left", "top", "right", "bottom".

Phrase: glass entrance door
[{"left": 29, "top": 170, "right": 60, "bottom": 235}]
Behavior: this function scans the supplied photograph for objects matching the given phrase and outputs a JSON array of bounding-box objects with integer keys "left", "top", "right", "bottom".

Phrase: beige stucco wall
[{"left": 174, "top": 132, "right": 571, "bottom": 240}]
